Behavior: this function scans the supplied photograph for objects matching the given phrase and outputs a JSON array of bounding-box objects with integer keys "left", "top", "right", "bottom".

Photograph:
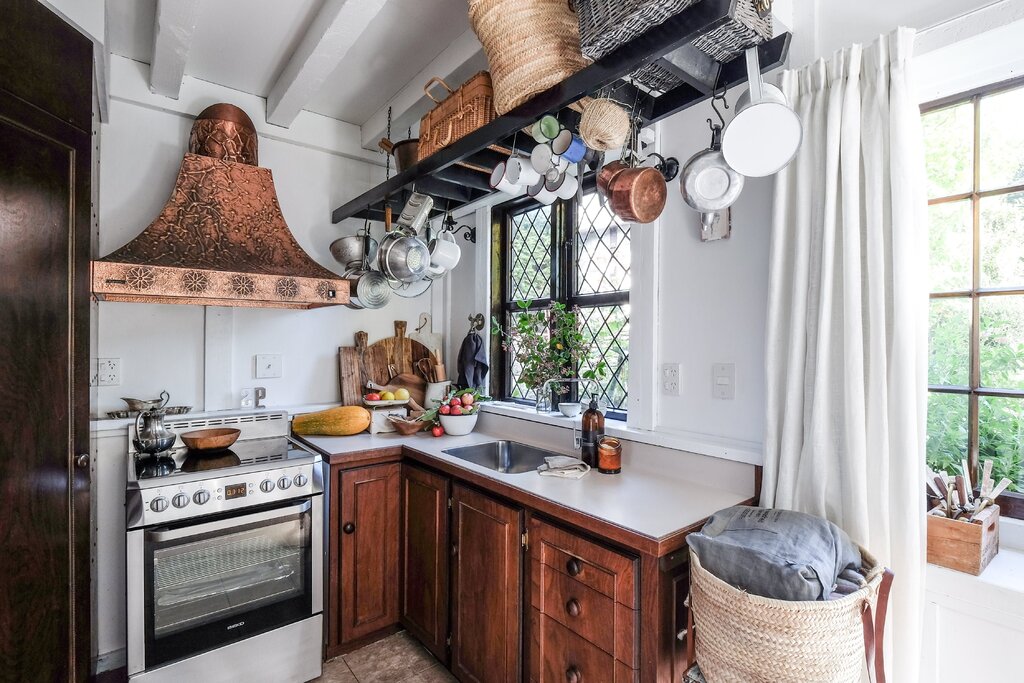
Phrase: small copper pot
[
  {"left": 608, "top": 166, "right": 667, "bottom": 223},
  {"left": 596, "top": 160, "right": 627, "bottom": 198}
]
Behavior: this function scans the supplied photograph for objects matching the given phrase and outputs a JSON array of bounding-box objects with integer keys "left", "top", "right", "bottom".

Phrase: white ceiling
[{"left": 105, "top": 0, "right": 472, "bottom": 126}]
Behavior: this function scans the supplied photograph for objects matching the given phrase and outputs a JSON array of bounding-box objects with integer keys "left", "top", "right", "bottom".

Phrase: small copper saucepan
[
  {"left": 596, "top": 160, "right": 627, "bottom": 198},
  {"left": 608, "top": 166, "right": 667, "bottom": 223}
]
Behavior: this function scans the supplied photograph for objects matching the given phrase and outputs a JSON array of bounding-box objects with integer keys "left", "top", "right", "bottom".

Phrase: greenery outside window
[
  {"left": 491, "top": 186, "right": 630, "bottom": 419},
  {"left": 923, "top": 76, "right": 1024, "bottom": 518}
]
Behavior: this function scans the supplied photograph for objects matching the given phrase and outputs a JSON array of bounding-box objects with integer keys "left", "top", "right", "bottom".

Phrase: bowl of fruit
[
  {"left": 363, "top": 387, "right": 411, "bottom": 407},
  {"left": 422, "top": 389, "right": 489, "bottom": 437}
]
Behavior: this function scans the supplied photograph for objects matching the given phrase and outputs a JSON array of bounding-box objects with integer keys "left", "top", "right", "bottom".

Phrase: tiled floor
[{"left": 316, "top": 631, "right": 457, "bottom": 683}]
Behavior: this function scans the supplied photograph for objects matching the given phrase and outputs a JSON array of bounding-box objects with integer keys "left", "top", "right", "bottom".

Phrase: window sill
[{"left": 480, "top": 402, "right": 763, "bottom": 465}]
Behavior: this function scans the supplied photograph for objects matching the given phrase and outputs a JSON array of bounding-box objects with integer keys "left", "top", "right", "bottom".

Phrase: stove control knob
[
  {"left": 150, "top": 496, "right": 169, "bottom": 513},
  {"left": 260, "top": 479, "right": 275, "bottom": 494},
  {"left": 277, "top": 476, "right": 292, "bottom": 491},
  {"left": 293, "top": 474, "right": 308, "bottom": 488},
  {"left": 172, "top": 493, "right": 190, "bottom": 509},
  {"left": 193, "top": 490, "right": 211, "bottom": 505}
]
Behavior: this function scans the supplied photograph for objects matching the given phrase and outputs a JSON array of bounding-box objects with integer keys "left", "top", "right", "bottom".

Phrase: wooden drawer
[
  {"left": 529, "top": 609, "right": 636, "bottom": 683},
  {"left": 531, "top": 560, "right": 636, "bottom": 666},
  {"left": 530, "top": 517, "right": 636, "bottom": 608}
]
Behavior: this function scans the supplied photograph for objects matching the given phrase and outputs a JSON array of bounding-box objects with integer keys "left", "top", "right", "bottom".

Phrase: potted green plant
[{"left": 492, "top": 301, "right": 606, "bottom": 412}]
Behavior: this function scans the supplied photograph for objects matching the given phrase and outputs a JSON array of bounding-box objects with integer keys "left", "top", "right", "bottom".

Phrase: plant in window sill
[{"left": 491, "top": 300, "right": 607, "bottom": 412}]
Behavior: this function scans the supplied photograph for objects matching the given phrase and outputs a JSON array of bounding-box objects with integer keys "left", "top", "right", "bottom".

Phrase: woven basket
[
  {"left": 418, "top": 72, "right": 496, "bottom": 162},
  {"left": 468, "top": 0, "right": 590, "bottom": 115},
  {"left": 574, "top": 0, "right": 772, "bottom": 92},
  {"left": 689, "top": 547, "right": 886, "bottom": 683}
]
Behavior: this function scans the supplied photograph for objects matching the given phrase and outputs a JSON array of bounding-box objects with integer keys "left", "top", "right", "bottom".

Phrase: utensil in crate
[{"left": 417, "top": 72, "right": 496, "bottom": 161}]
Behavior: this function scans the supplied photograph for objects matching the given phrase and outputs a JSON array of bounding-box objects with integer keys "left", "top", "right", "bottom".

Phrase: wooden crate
[{"left": 927, "top": 505, "right": 1000, "bottom": 575}]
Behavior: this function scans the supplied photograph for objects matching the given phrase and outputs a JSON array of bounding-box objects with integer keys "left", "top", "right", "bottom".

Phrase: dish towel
[
  {"left": 537, "top": 455, "right": 590, "bottom": 479},
  {"left": 456, "top": 330, "right": 489, "bottom": 389}
]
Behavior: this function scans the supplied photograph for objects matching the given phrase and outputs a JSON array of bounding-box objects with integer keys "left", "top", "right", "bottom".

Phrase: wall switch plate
[
  {"left": 96, "top": 358, "right": 120, "bottom": 386},
  {"left": 661, "top": 363, "right": 682, "bottom": 396},
  {"left": 254, "top": 354, "right": 282, "bottom": 379},
  {"left": 712, "top": 363, "right": 735, "bottom": 400}
]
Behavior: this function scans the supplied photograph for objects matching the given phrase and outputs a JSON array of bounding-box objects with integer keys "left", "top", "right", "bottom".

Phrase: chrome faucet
[{"left": 541, "top": 378, "right": 595, "bottom": 454}]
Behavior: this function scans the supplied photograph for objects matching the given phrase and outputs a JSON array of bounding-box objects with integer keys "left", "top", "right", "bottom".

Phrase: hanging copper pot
[
  {"left": 608, "top": 166, "right": 667, "bottom": 223},
  {"left": 596, "top": 160, "right": 627, "bottom": 198}
]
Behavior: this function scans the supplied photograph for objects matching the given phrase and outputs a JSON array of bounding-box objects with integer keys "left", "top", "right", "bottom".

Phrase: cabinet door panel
[
  {"left": 340, "top": 463, "right": 400, "bottom": 642},
  {"left": 400, "top": 464, "right": 450, "bottom": 662},
  {"left": 451, "top": 484, "right": 522, "bottom": 683}
]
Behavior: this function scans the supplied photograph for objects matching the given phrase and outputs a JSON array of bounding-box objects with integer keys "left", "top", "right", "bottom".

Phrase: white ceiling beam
[
  {"left": 360, "top": 28, "right": 485, "bottom": 150},
  {"left": 266, "top": 0, "right": 388, "bottom": 128},
  {"left": 149, "top": 0, "right": 202, "bottom": 99}
]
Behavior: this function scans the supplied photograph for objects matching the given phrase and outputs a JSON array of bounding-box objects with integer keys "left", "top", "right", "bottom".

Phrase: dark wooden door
[
  {"left": 450, "top": 484, "right": 523, "bottom": 683},
  {"left": 400, "top": 464, "right": 450, "bottom": 663},
  {"left": 339, "top": 463, "right": 400, "bottom": 643},
  {"left": 0, "top": 2, "right": 93, "bottom": 681}
]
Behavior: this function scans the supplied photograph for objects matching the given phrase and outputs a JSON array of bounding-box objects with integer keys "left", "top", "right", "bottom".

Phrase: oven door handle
[{"left": 148, "top": 499, "right": 313, "bottom": 542}]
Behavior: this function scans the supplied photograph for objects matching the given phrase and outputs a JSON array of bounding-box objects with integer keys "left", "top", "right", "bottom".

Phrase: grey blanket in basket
[{"left": 686, "top": 507, "right": 864, "bottom": 601}]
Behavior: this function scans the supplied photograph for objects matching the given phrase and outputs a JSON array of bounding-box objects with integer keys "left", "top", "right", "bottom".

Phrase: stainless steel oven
[{"left": 125, "top": 419, "right": 324, "bottom": 683}]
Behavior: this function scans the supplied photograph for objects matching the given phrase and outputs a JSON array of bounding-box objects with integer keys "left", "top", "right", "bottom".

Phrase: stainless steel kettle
[{"left": 133, "top": 409, "right": 176, "bottom": 454}]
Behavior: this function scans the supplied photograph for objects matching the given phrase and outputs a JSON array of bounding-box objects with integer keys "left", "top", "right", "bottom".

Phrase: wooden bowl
[
  {"left": 181, "top": 427, "right": 241, "bottom": 451},
  {"left": 387, "top": 414, "right": 427, "bottom": 435}
]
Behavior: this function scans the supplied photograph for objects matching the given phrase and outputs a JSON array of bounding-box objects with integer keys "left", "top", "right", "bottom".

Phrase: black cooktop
[{"left": 132, "top": 436, "right": 313, "bottom": 481}]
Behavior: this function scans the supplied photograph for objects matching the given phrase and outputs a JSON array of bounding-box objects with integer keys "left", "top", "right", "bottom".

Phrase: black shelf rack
[{"left": 332, "top": 0, "right": 791, "bottom": 224}]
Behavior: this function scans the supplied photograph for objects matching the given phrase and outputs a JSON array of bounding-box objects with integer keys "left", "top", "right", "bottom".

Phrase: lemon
[
  {"left": 394, "top": 388, "right": 410, "bottom": 400},
  {"left": 380, "top": 390, "right": 396, "bottom": 401}
]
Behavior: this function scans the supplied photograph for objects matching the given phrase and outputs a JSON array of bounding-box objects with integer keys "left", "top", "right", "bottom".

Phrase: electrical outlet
[
  {"left": 254, "top": 354, "right": 282, "bottom": 379},
  {"left": 712, "top": 363, "right": 735, "bottom": 400},
  {"left": 96, "top": 358, "right": 120, "bottom": 386},
  {"left": 661, "top": 363, "right": 681, "bottom": 396}
]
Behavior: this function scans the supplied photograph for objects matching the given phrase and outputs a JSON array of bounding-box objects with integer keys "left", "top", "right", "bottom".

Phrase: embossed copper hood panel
[{"left": 93, "top": 104, "right": 348, "bottom": 309}]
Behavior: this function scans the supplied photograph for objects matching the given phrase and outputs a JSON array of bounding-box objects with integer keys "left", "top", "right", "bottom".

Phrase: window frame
[
  {"left": 923, "top": 74, "right": 1024, "bottom": 519},
  {"left": 489, "top": 176, "right": 630, "bottom": 420}
]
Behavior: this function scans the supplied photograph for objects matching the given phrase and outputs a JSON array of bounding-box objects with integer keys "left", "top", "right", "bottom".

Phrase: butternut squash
[{"left": 292, "top": 406, "right": 370, "bottom": 436}]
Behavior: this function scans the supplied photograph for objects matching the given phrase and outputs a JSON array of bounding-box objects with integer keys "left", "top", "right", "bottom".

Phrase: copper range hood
[{"left": 93, "top": 104, "right": 348, "bottom": 309}]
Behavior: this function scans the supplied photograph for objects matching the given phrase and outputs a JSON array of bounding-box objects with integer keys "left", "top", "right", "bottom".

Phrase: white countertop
[{"left": 300, "top": 429, "right": 748, "bottom": 542}]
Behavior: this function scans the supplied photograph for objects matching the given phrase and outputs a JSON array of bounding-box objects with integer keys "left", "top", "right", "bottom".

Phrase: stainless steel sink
[{"left": 442, "top": 440, "right": 563, "bottom": 474}]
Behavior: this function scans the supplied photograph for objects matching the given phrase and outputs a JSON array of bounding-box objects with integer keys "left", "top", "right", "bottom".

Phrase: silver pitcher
[{"left": 133, "top": 408, "right": 176, "bottom": 455}]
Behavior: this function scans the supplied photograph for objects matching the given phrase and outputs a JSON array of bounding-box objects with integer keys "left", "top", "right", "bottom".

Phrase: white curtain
[{"left": 760, "top": 28, "right": 927, "bottom": 682}]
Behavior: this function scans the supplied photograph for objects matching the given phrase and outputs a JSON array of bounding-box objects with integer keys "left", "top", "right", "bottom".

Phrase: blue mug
[{"left": 552, "top": 129, "right": 588, "bottom": 164}]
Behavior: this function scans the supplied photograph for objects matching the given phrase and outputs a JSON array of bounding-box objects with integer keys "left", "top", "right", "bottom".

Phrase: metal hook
[{"left": 707, "top": 62, "right": 729, "bottom": 132}]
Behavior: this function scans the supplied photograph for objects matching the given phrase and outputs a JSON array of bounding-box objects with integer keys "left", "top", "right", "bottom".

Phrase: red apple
[
  {"left": 449, "top": 397, "right": 462, "bottom": 407},
  {"left": 450, "top": 404, "right": 463, "bottom": 416},
  {"left": 439, "top": 404, "right": 451, "bottom": 415},
  {"left": 365, "top": 393, "right": 381, "bottom": 402},
  {"left": 461, "top": 394, "right": 475, "bottom": 407},
  {"left": 431, "top": 425, "right": 444, "bottom": 437}
]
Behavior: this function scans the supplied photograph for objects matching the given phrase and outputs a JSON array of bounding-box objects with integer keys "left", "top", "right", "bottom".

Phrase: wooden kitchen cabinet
[
  {"left": 450, "top": 483, "right": 524, "bottom": 683},
  {"left": 336, "top": 463, "right": 401, "bottom": 645},
  {"left": 400, "top": 463, "right": 450, "bottom": 663}
]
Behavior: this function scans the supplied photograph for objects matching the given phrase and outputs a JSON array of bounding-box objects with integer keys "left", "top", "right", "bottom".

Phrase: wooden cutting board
[{"left": 339, "top": 321, "right": 432, "bottom": 405}]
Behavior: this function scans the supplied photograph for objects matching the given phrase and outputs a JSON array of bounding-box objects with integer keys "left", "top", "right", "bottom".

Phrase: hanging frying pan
[{"left": 680, "top": 123, "right": 744, "bottom": 213}]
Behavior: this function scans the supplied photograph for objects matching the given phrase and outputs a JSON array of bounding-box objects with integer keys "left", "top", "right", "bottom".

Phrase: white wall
[{"left": 95, "top": 73, "right": 434, "bottom": 416}]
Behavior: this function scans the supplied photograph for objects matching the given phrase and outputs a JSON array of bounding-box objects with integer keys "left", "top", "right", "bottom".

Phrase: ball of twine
[{"left": 579, "top": 99, "right": 630, "bottom": 151}]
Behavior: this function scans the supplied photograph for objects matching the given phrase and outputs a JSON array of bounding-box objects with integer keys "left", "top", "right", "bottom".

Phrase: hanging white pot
[{"left": 722, "top": 48, "right": 803, "bottom": 177}]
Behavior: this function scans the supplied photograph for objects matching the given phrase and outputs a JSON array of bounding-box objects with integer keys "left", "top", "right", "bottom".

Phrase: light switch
[
  {"left": 712, "top": 363, "right": 735, "bottom": 400},
  {"left": 255, "top": 354, "right": 282, "bottom": 379}
]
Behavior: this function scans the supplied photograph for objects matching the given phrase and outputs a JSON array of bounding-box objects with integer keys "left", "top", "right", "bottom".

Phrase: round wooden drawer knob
[
  {"left": 565, "top": 665, "right": 582, "bottom": 683},
  {"left": 343, "top": 522, "right": 356, "bottom": 534},
  {"left": 566, "top": 558, "right": 583, "bottom": 577},
  {"left": 565, "top": 598, "right": 581, "bottom": 617}
]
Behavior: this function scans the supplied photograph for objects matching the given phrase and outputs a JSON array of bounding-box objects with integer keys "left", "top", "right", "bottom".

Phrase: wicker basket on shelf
[
  {"left": 417, "top": 72, "right": 496, "bottom": 162},
  {"left": 468, "top": 0, "right": 590, "bottom": 115},
  {"left": 688, "top": 547, "right": 891, "bottom": 683}
]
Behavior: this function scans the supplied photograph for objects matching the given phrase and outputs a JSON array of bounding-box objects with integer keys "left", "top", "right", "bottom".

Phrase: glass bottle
[{"left": 580, "top": 394, "right": 604, "bottom": 467}]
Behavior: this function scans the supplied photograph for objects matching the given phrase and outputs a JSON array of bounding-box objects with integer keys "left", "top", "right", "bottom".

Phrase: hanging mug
[
  {"left": 530, "top": 114, "right": 561, "bottom": 143},
  {"left": 551, "top": 130, "right": 588, "bottom": 164},
  {"left": 506, "top": 155, "right": 541, "bottom": 187},
  {"left": 489, "top": 161, "right": 525, "bottom": 196},
  {"left": 527, "top": 177, "right": 558, "bottom": 205}
]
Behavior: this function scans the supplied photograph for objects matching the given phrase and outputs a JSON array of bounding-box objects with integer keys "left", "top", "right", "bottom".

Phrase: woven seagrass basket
[
  {"left": 468, "top": 0, "right": 590, "bottom": 115},
  {"left": 417, "top": 72, "right": 496, "bottom": 161},
  {"left": 689, "top": 547, "right": 886, "bottom": 683}
]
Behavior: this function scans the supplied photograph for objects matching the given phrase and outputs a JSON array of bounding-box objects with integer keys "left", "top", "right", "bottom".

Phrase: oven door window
[{"left": 144, "top": 499, "right": 313, "bottom": 668}]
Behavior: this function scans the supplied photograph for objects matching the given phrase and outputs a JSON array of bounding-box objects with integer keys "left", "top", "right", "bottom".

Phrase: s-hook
[{"left": 708, "top": 62, "right": 729, "bottom": 133}]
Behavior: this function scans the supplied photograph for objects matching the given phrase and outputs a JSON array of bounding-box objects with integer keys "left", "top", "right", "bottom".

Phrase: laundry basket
[{"left": 688, "top": 547, "right": 893, "bottom": 683}]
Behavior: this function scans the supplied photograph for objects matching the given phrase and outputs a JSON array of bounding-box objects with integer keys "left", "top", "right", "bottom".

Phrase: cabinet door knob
[
  {"left": 565, "top": 598, "right": 581, "bottom": 617},
  {"left": 75, "top": 453, "right": 90, "bottom": 469},
  {"left": 343, "top": 522, "right": 355, "bottom": 534},
  {"left": 566, "top": 558, "right": 582, "bottom": 577},
  {"left": 565, "top": 665, "right": 582, "bottom": 683}
]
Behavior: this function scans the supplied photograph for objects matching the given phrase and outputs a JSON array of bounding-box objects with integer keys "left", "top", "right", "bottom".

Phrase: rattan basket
[
  {"left": 417, "top": 72, "right": 496, "bottom": 161},
  {"left": 468, "top": 0, "right": 590, "bottom": 115},
  {"left": 688, "top": 547, "right": 888, "bottom": 683}
]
